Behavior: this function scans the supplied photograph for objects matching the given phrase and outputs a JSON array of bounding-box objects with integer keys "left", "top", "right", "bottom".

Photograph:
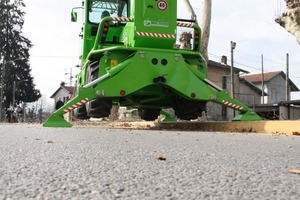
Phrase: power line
[
  {"left": 30, "top": 55, "right": 78, "bottom": 59},
  {"left": 290, "top": 76, "right": 300, "bottom": 79},
  {"left": 208, "top": 52, "right": 261, "bottom": 71},
  {"left": 208, "top": 52, "right": 300, "bottom": 79}
]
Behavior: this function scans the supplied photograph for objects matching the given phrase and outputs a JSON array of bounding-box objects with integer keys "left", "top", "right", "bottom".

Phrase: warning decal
[{"left": 157, "top": 0, "right": 168, "bottom": 11}]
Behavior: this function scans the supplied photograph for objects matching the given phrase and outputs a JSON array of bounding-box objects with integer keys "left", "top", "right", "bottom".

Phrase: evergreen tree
[{"left": 0, "top": 0, "right": 41, "bottom": 109}]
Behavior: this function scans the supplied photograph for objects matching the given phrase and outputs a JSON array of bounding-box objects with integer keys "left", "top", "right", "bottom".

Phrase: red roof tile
[
  {"left": 241, "top": 71, "right": 282, "bottom": 83},
  {"left": 62, "top": 86, "right": 75, "bottom": 94}
]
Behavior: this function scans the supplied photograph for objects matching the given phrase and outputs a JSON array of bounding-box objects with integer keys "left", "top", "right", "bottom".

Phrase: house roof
[
  {"left": 239, "top": 77, "right": 268, "bottom": 96},
  {"left": 241, "top": 71, "right": 281, "bottom": 83},
  {"left": 241, "top": 71, "right": 299, "bottom": 92},
  {"left": 63, "top": 86, "right": 75, "bottom": 94},
  {"left": 208, "top": 60, "right": 249, "bottom": 73},
  {"left": 50, "top": 85, "right": 75, "bottom": 98}
]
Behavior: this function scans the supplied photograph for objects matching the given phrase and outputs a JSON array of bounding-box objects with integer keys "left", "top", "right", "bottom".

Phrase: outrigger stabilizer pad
[
  {"left": 160, "top": 110, "right": 177, "bottom": 122},
  {"left": 232, "top": 110, "right": 262, "bottom": 121},
  {"left": 43, "top": 114, "right": 72, "bottom": 127}
]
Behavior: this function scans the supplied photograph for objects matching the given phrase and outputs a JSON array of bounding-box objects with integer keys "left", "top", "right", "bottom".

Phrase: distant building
[
  {"left": 238, "top": 77, "right": 267, "bottom": 105},
  {"left": 207, "top": 59, "right": 300, "bottom": 121},
  {"left": 240, "top": 71, "right": 300, "bottom": 120},
  {"left": 206, "top": 58, "right": 264, "bottom": 120},
  {"left": 50, "top": 82, "right": 75, "bottom": 106},
  {"left": 241, "top": 71, "right": 299, "bottom": 104}
]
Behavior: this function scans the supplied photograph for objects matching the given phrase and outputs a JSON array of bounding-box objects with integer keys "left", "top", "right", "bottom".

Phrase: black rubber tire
[
  {"left": 87, "top": 61, "right": 100, "bottom": 87},
  {"left": 173, "top": 98, "right": 206, "bottom": 120},
  {"left": 74, "top": 105, "right": 90, "bottom": 120},
  {"left": 85, "top": 61, "right": 112, "bottom": 118},
  {"left": 138, "top": 108, "right": 161, "bottom": 121},
  {"left": 86, "top": 98, "right": 112, "bottom": 118}
]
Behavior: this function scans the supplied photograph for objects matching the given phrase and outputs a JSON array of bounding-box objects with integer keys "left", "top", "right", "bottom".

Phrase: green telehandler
[{"left": 44, "top": 0, "right": 261, "bottom": 127}]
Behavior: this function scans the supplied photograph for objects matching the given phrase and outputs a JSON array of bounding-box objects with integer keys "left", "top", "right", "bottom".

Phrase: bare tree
[
  {"left": 276, "top": 0, "right": 300, "bottom": 44},
  {"left": 200, "top": 0, "right": 212, "bottom": 62},
  {"left": 182, "top": 0, "right": 198, "bottom": 22},
  {"left": 182, "top": 0, "right": 212, "bottom": 62}
]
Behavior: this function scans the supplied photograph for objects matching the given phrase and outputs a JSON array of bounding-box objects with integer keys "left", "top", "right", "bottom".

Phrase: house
[
  {"left": 240, "top": 71, "right": 300, "bottom": 120},
  {"left": 238, "top": 77, "right": 267, "bottom": 105},
  {"left": 241, "top": 71, "right": 299, "bottom": 104},
  {"left": 50, "top": 82, "right": 75, "bottom": 106},
  {"left": 206, "top": 58, "right": 265, "bottom": 120},
  {"left": 207, "top": 59, "right": 300, "bottom": 120}
]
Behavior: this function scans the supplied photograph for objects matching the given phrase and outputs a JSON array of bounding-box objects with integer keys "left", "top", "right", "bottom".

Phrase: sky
[{"left": 22, "top": 0, "right": 300, "bottom": 102}]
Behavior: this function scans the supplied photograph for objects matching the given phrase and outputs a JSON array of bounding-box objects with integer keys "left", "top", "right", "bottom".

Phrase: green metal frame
[
  {"left": 44, "top": 47, "right": 261, "bottom": 127},
  {"left": 43, "top": 0, "right": 261, "bottom": 127}
]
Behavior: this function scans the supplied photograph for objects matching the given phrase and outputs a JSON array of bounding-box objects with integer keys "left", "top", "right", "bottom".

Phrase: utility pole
[
  {"left": 261, "top": 54, "right": 265, "bottom": 104},
  {"left": 230, "top": 41, "right": 236, "bottom": 118},
  {"left": 13, "top": 79, "right": 27, "bottom": 110},
  {"left": 0, "top": 60, "right": 6, "bottom": 122},
  {"left": 0, "top": 58, "right": 24, "bottom": 122},
  {"left": 230, "top": 41, "right": 236, "bottom": 99},
  {"left": 286, "top": 53, "right": 290, "bottom": 101},
  {"left": 13, "top": 81, "right": 16, "bottom": 109},
  {"left": 65, "top": 68, "right": 74, "bottom": 86}
]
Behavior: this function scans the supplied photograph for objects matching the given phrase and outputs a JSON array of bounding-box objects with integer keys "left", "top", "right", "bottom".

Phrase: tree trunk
[
  {"left": 200, "top": 0, "right": 212, "bottom": 62},
  {"left": 276, "top": 0, "right": 300, "bottom": 44},
  {"left": 182, "top": 0, "right": 212, "bottom": 63},
  {"left": 182, "top": 0, "right": 197, "bottom": 22}
]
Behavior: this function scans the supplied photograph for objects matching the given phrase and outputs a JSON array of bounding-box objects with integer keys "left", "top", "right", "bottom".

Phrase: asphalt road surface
[{"left": 1, "top": 124, "right": 300, "bottom": 199}]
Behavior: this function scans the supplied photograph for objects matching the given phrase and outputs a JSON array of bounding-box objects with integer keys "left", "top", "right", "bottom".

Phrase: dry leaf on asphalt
[
  {"left": 156, "top": 155, "right": 166, "bottom": 161},
  {"left": 288, "top": 169, "right": 300, "bottom": 174}
]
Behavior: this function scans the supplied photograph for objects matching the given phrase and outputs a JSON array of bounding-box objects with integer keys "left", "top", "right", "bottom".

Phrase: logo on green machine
[{"left": 144, "top": 20, "right": 169, "bottom": 27}]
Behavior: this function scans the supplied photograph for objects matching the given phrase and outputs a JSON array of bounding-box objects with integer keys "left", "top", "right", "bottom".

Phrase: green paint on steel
[
  {"left": 44, "top": 0, "right": 261, "bottom": 127},
  {"left": 160, "top": 110, "right": 177, "bottom": 122},
  {"left": 43, "top": 114, "right": 72, "bottom": 128}
]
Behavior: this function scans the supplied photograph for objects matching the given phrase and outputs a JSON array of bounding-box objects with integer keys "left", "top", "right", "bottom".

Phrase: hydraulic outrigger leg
[
  {"left": 43, "top": 88, "right": 96, "bottom": 127},
  {"left": 43, "top": 59, "right": 130, "bottom": 127},
  {"left": 213, "top": 90, "right": 261, "bottom": 121}
]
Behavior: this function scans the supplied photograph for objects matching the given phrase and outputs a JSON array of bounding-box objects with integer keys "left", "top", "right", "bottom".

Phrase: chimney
[
  {"left": 221, "top": 55, "right": 227, "bottom": 65},
  {"left": 60, "top": 82, "right": 65, "bottom": 87}
]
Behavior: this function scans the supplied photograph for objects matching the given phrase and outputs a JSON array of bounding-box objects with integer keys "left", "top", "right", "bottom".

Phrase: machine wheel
[
  {"left": 138, "top": 108, "right": 161, "bottom": 121},
  {"left": 86, "top": 61, "right": 112, "bottom": 118},
  {"left": 86, "top": 98, "right": 112, "bottom": 118},
  {"left": 74, "top": 105, "right": 90, "bottom": 120},
  {"left": 173, "top": 98, "right": 206, "bottom": 120}
]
